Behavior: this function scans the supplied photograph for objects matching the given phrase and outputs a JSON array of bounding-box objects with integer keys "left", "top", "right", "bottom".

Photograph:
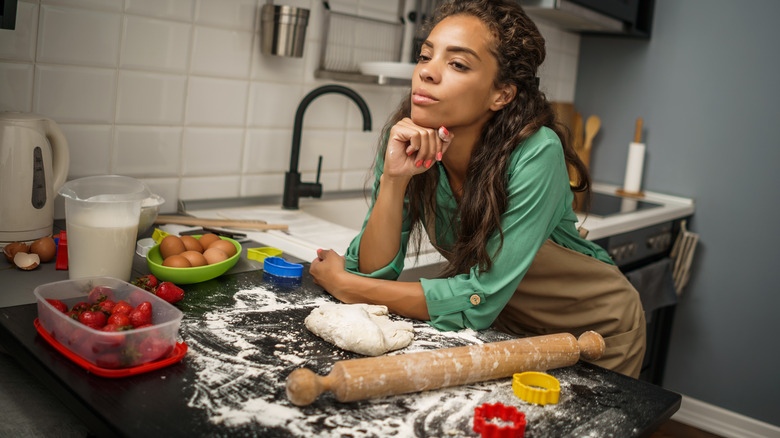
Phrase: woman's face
[{"left": 411, "top": 14, "right": 505, "bottom": 130}]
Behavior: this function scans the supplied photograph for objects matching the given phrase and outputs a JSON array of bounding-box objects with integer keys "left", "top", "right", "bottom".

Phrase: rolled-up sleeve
[{"left": 422, "top": 129, "right": 571, "bottom": 331}]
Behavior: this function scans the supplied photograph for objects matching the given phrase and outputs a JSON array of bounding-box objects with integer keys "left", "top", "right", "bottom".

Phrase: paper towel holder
[
  {"left": 617, "top": 117, "right": 646, "bottom": 198},
  {"left": 260, "top": 1, "right": 310, "bottom": 58}
]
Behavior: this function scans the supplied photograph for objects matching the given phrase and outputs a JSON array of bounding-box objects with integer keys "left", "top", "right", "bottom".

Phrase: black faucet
[{"left": 283, "top": 85, "right": 372, "bottom": 209}]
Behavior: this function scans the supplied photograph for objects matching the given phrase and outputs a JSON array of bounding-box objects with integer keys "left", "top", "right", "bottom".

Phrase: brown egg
[
  {"left": 203, "top": 247, "right": 228, "bottom": 265},
  {"left": 180, "top": 235, "right": 203, "bottom": 253},
  {"left": 180, "top": 250, "right": 207, "bottom": 267},
  {"left": 30, "top": 236, "right": 57, "bottom": 262},
  {"left": 198, "top": 233, "right": 220, "bottom": 249},
  {"left": 163, "top": 254, "right": 192, "bottom": 268},
  {"left": 208, "top": 239, "right": 237, "bottom": 258},
  {"left": 159, "top": 235, "right": 186, "bottom": 259},
  {"left": 4, "top": 241, "right": 30, "bottom": 264}
]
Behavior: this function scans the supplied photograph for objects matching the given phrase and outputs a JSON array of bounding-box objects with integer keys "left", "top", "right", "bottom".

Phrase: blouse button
[{"left": 469, "top": 294, "right": 481, "bottom": 305}]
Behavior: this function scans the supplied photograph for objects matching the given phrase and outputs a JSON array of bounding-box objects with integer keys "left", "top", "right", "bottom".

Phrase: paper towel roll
[{"left": 622, "top": 142, "right": 645, "bottom": 193}]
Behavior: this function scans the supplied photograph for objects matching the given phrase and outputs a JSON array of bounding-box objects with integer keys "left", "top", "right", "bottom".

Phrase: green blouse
[{"left": 344, "top": 126, "right": 613, "bottom": 331}]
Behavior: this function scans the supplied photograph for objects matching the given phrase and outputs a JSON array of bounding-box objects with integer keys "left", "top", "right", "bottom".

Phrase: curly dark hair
[{"left": 374, "top": 0, "right": 590, "bottom": 277}]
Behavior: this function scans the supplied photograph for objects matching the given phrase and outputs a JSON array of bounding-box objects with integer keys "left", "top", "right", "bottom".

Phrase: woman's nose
[{"left": 417, "top": 62, "right": 441, "bottom": 83}]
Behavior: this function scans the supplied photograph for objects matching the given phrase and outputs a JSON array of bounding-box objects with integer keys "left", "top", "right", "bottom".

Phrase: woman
[{"left": 310, "top": 0, "right": 646, "bottom": 377}]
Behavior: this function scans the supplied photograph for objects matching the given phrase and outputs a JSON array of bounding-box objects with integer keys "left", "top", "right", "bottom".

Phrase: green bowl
[{"left": 146, "top": 236, "right": 241, "bottom": 284}]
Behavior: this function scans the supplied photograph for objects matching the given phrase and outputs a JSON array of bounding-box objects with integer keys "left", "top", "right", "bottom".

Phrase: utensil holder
[{"left": 261, "top": 4, "right": 310, "bottom": 58}]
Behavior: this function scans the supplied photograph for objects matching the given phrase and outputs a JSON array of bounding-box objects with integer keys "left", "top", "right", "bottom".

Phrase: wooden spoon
[
  {"left": 572, "top": 112, "right": 583, "bottom": 151},
  {"left": 581, "top": 115, "right": 601, "bottom": 168}
]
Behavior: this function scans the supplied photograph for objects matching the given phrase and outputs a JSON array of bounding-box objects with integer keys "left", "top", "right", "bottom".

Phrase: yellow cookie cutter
[
  {"left": 152, "top": 228, "right": 171, "bottom": 244},
  {"left": 247, "top": 247, "right": 283, "bottom": 263},
  {"left": 512, "top": 372, "right": 561, "bottom": 405}
]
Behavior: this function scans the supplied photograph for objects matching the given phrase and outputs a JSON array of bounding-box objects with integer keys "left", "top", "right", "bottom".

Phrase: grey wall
[{"left": 575, "top": 0, "right": 780, "bottom": 425}]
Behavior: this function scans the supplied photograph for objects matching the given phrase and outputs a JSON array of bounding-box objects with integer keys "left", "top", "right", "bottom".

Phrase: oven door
[{"left": 624, "top": 256, "right": 678, "bottom": 385}]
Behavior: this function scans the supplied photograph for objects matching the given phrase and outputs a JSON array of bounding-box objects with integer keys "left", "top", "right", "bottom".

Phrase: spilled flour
[{"left": 179, "top": 284, "right": 632, "bottom": 437}]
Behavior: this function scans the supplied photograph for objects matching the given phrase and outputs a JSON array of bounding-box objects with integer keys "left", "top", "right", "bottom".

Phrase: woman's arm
[
  {"left": 311, "top": 249, "right": 430, "bottom": 321},
  {"left": 358, "top": 118, "right": 451, "bottom": 273}
]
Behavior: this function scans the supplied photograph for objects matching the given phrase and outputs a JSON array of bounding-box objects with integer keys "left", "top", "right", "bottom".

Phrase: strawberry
[
  {"left": 96, "top": 299, "right": 116, "bottom": 315},
  {"left": 78, "top": 310, "right": 107, "bottom": 330},
  {"left": 87, "top": 286, "right": 114, "bottom": 304},
  {"left": 138, "top": 336, "right": 174, "bottom": 362},
  {"left": 111, "top": 300, "right": 133, "bottom": 316},
  {"left": 128, "top": 301, "right": 153, "bottom": 328},
  {"left": 46, "top": 299, "right": 68, "bottom": 313},
  {"left": 71, "top": 301, "right": 90, "bottom": 314},
  {"left": 107, "top": 313, "right": 132, "bottom": 328},
  {"left": 131, "top": 274, "right": 159, "bottom": 293},
  {"left": 155, "top": 282, "right": 184, "bottom": 304},
  {"left": 95, "top": 352, "right": 122, "bottom": 369}
]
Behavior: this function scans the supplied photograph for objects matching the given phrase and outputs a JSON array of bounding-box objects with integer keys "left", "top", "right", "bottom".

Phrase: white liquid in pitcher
[{"left": 67, "top": 217, "right": 137, "bottom": 281}]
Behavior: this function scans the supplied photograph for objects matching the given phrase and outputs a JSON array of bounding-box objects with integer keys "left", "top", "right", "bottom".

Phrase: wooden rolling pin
[
  {"left": 154, "top": 215, "right": 288, "bottom": 231},
  {"left": 286, "top": 331, "right": 605, "bottom": 406}
]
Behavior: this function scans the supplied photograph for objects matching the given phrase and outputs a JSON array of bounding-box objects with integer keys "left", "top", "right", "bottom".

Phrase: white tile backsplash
[
  {"left": 247, "top": 82, "right": 303, "bottom": 128},
  {"left": 59, "top": 124, "right": 113, "bottom": 177},
  {"left": 116, "top": 70, "right": 187, "bottom": 124},
  {"left": 190, "top": 26, "right": 253, "bottom": 78},
  {"left": 113, "top": 126, "right": 182, "bottom": 176},
  {"left": 180, "top": 175, "right": 241, "bottom": 200},
  {"left": 195, "top": 0, "right": 258, "bottom": 31},
  {"left": 243, "top": 128, "right": 292, "bottom": 173},
  {"left": 120, "top": 15, "right": 192, "bottom": 72},
  {"left": 33, "top": 64, "right": 116, "bottom": 123},
  {"left": 185, "top": 76, "right": 248, "bottom": 126},
  {"left": 43, "top": 0, "right": 123, "bottom": 13},
  {"left": 124, "top": 0, "right": 195, "bottom": 22},
  {"left": 37, "top": 5, "right": 121, "bottom": 68},
  {"left": 0, "top": 63, "right": 34, "bottom": 111},
  {"left": 3, "top": 0, "right": 580, "bottom": 211},
  {"left": 182, "top": 127, "right": 244, "bottom": 175}
]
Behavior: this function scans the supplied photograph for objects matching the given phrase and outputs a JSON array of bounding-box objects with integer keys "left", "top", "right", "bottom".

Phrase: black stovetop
[{"left": 589, "top": 192, "right": 662, "bottom": 217}]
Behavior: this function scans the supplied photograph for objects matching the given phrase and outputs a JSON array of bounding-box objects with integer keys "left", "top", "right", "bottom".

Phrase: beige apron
[{"left": 425, "top": 213, "right": 646, "bottom": 378}]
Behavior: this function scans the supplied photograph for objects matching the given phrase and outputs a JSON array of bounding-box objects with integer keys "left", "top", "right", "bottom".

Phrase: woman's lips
[{"left": 412, "top": 89, "right": 438, "bottom": 105}]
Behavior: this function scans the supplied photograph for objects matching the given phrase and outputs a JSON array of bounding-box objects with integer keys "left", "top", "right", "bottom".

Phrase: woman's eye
[
  {"left": 417, "top": 54, "right": 431, "bottom": 63},
  {"left": 451, "top": 61, "right": 469, "bottom": 71}
]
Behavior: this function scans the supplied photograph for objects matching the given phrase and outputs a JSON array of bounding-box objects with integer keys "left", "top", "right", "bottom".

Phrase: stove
[
  {"left": 589, "top": 192, "right": 662, "bottom": 218},
  {"left": 586, "top": 192, "right": 673, "bottom": 269},
  {"left": 583, "top": 188, "right": 693, "bottom": 386}
]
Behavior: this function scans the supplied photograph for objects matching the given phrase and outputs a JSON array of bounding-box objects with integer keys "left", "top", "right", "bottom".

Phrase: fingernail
[
  {"left": 407, "top": 149, "right": 414, "bottom": 156},
  {"left": 436, "top": 152, "right": 442, "bottom": 161},
  {"left": 438, "top": 126, "right": 449, "bottom": 138},
  {"left": 424, "top": 160, "right": 432, "bottom": 168},
  {"left": 415, "top": 160, "right": 423, "bottom": 167}
]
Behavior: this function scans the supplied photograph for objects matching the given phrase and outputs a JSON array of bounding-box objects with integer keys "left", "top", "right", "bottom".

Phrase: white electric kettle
[{"left": 0, "top": 112, "right": 69, "bottom": 244}]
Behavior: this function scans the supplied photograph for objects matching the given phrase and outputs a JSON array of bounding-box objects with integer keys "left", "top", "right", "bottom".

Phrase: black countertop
[{"left": 0, "top": 237, "right": 680, "bottom": 437}]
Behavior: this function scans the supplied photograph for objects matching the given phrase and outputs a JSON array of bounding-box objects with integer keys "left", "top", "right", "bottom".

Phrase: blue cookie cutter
[{"left": 263, "top": 257, "right": 303, "bottom": 278}]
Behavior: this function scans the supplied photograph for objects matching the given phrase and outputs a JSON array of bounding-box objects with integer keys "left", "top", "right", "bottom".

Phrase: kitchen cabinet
[{"left": 520, "top": 0, "right": 655, "bottom": 38}]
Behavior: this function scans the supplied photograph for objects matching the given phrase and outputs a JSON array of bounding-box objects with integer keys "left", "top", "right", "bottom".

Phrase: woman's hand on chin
[{"left": 385, "top": 118, "right": 452, "bottom": 178}]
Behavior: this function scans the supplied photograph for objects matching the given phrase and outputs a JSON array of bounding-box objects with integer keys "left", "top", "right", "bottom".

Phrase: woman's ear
[{"left": 490, "top": 84, "right": 517, "bottom": 111}]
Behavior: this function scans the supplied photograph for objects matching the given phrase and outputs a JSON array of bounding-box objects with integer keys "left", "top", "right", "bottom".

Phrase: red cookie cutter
[{"left": 473, "top": 402, "right": 526, "bottom": 438}]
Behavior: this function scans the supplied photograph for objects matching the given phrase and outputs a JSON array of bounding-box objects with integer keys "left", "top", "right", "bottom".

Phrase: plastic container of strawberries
[{"left": 34, "top": 276, "right": 183, "bottom": 370}]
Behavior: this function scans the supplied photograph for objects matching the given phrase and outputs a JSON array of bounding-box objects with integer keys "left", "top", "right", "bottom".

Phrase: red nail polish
[
  {"left": 407, "top": 149, "right": 414, "bottom": 156},
  {"left": 424, "top": 160, "right": 432, "bottom": 168},
  {"left": 415, "top": 160, "right": 423, "bottom": 167},
  {"left": 440, "top": 126, "right": 449, "bottom": 136},
  {"left": 436, "top": 152, "right": 442, "bottom": 161}
]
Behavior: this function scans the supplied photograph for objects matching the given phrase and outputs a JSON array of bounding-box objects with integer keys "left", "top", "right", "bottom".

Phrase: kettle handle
[{"left": 44, "top": 119, "right": 70, "bottom": 192}]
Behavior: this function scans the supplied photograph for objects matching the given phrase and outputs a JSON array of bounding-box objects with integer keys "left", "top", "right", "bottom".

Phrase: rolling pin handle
[
  {"left": 577, "top": 331, "right": 606, "bottom": 361},
  {"left": 286, "top": 368, "right": 329, "bottom": 406}
]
